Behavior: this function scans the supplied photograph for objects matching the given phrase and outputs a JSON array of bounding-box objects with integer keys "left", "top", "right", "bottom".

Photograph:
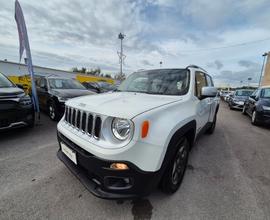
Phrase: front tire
[
  {"left": 161, "top": 138, "right": 189, "bottom": 194},
  {"left": 251, "top": 110, "right": 259, "bottom": 126},
  {"left": 242, "top": 105, "right": 247, "bottom": 115},
  {"left": 48, "top": 101, "right": 59, "bottom": 121}
]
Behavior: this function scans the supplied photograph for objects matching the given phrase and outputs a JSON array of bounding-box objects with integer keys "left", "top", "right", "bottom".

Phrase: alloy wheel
[
  {"left": 171, "top": 144, "right": 188, "bottom": 185},
  {"left": 49, "top": 104, "right": 55, "bottom": 120}
]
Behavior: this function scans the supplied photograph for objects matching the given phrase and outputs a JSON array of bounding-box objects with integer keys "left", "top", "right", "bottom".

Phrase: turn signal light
[
  {"left": 141, "top": 120, "right": 149, "bottom": 138},
  {"left": 110, "top": 163, "right": 129, "bottom": 170}
]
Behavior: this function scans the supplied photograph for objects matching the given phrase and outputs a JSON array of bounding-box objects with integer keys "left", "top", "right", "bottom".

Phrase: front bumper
[
  {"left": 0, "top": 102, "right": 34, "bottom": 130},
  {"left": 57, "top": 132, "right": 161, "bottom": 199},
  {"left": 230, "top": 101, "right": 244, "bottom": 109}
]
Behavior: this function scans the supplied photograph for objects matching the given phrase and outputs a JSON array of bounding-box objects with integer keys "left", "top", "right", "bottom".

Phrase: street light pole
[
  {"left": 259, "top": 52, "right": 268, "bottom": 87},
  {"left": 118, "top": 33, "right": 125, "bottom": 77}
]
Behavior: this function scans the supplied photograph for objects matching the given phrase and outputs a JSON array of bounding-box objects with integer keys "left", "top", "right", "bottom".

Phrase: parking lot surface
[{"left": 0, "top": 102, "right": 270, "bottom": 220}]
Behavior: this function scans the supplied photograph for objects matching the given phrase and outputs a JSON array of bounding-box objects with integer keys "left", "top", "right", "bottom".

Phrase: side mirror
[
  {"left": 201, "top": 87, "right": 218, "bottom": 99},
  {"left": 249, "top": 95, "right": 256, "bottom": 100}
]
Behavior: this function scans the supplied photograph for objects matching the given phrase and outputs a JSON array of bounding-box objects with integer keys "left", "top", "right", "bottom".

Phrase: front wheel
[
  {"left": 48, "top": 101, "right": 60, "bottom": 121},
  {"left": 251, "top": 110, "right": 259, "bottom": 126},
  {"left": 242, "top": 105, "right": 247, "bottom": 115},
  {"left": 161, "top": 138, "right": 189, "bottom": 194}
]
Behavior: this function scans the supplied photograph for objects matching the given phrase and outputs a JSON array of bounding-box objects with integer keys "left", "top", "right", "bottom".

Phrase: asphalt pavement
[{"left": 0, "top": 102, "right": 270, "bottom": 220}]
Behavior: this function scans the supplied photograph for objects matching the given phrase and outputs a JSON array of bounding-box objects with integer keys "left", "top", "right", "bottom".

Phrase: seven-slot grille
[{"left": 64, "top": 106, "right": 102, "bottom": 139}]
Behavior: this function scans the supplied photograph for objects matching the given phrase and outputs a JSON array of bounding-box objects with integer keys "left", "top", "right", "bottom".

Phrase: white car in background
[{"left": 57, "top": 65, "right": 219, "bottom": 199}]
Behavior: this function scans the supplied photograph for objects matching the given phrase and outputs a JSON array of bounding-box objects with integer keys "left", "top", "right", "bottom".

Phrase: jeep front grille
[{"left": 64, "top": 106, "right": 102, "bottom": 139}]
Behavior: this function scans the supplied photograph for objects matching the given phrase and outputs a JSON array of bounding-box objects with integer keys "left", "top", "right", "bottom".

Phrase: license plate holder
[{"left": 60, "top": 142, "right": 77, "bottom": 164}]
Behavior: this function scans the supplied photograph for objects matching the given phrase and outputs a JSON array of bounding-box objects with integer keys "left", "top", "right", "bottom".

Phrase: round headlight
[{"left": 112, "top": 118, "right": 132, "bottom": 141}]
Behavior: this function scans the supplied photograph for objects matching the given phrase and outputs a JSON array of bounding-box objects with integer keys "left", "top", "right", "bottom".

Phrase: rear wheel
[
  {"left": 161, "top": 138, "right": 189, "bottom": 194},
  {"left": 206, "top": 113, "right": 217, "bottom": 134}
]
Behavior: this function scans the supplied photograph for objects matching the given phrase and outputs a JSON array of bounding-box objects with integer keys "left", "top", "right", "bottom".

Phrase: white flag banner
[{"left": 15, "top": 0, "right": 40, "bottom": 113}]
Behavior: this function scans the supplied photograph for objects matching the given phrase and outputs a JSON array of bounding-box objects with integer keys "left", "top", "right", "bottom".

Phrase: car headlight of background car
[
  {"left": 111, "top": 118, "right": 133, "bottom": 141},
  {"left": 58, "top": 97, "right": 69, "bottom": 102},
  {"left": 262, "top": 105, "right": 270, "bottom": 111},
  {"left": 19, "top": 95, "right": 32, "bottom": 105}
]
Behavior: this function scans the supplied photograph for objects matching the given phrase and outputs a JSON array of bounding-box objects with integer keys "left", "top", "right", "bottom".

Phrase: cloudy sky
[{"left": 0, "top": 0, "right": 270, "bottom": 86}]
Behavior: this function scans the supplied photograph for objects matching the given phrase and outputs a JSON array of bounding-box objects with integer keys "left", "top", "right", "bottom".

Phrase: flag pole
[{"left": 15, "top": 0, "right": 40, "bottom": 122}]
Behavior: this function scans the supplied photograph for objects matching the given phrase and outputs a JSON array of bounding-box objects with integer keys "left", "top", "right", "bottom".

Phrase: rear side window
[{"left": 195, "top": 72, "right": 207, "bottom": 97}]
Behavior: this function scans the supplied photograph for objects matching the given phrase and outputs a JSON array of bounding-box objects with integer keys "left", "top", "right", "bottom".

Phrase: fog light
[{"left": 110, "top": 163, "right": 129, "bottom": 170}]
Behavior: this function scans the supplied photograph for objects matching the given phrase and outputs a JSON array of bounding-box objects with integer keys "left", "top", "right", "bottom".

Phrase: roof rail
[{"left": 186, "top": 65, "right": 207, "bottom": 72}]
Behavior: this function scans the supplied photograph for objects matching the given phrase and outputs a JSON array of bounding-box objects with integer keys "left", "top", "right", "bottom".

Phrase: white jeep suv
[{"left": 57, "top": 65, "right": 219, "bottom": 199}]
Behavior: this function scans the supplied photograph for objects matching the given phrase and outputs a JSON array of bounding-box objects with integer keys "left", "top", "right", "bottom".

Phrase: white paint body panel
[{"left": 57, "top": 67, "right": 219, "bottom": 172}]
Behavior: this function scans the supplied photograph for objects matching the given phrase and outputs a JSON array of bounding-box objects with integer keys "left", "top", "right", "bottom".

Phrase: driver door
[{"left": 195, "top": 72, "right": 211, "bottom": 134}]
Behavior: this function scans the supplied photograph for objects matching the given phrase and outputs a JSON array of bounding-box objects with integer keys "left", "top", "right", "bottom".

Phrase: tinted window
[
  {"left": 261, "top": 88, "right": 270, "bottom": 98},
  {"left": 40, "top": 78, "right": 47, "bottom": 88},
  {"left": 0, "top": 73, "right": 14, "bottom": 88},
  {"left": 195, "top": 72, "right": 207, "bottom": 97},
  {"left": 118, "top": 69, "right": 190, "bottom": 95}
]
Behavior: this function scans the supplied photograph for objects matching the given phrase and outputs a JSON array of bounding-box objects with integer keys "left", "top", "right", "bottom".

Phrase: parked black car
[
  {"left": 242, "top": 86, "right": 270, "bottom": 125},
  {"left": 228, "top": 89, "right": 254, "bottom": 110},
  {"left": 0, "top": 72, "right": 34, "bottom": 130},
  {"left": 35, "top": 75, "right": 95, "bottom": 121},
  {"left": 82, "top": 81, "right": 116, "bottom": 93}
]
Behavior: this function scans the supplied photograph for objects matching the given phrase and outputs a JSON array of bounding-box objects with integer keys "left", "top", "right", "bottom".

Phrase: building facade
[{"left": 0, "top": 60, "right": 75, "bottom": 78}]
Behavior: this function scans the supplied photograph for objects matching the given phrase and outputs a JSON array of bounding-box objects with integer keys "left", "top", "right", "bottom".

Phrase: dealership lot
[{"left": 0, "top": 102, "right": 270, "bottom": 220}]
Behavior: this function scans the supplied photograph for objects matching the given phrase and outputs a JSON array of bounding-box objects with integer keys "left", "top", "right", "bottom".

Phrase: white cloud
[{"left": 0, "top": 0, "right": 269, "bottom": 86}]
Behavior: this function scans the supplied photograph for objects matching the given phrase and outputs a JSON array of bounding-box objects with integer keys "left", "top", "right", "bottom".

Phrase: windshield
[
  {"left": 0, "top": 73, "right": 14, "bottom": 88},
  {"left": 235, "top": 90, "right": 253, "bottom": 96},
  {"left": 48, "top": 78, "right": 86, "bottom": 90},
  {"left": 261, "top": 88, "right": 270, "bottom": 98},
  {"left": 118, "top": 69, "right": 190, "bottom": 95}
]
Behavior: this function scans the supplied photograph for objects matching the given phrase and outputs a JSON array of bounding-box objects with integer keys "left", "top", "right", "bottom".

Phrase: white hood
[{"left": 66, "top": 92, "right": 182, "bottom": 119}]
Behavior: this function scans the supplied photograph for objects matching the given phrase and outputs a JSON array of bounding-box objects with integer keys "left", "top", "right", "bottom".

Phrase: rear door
[{"left": 195, "top": 71, "right": 211, "bottom": 134}]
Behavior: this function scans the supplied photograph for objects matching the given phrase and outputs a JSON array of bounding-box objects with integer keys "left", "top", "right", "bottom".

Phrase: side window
[
  {"left": 39, "top": 78, "right": 47, "bottom": 88},
  {"left": 35, "top": 78, "right": 40, "bottom": 87},
  {"left": 195, "top": 72, "right": 207, "bottom": 97},
  {"left": 206, "top": 75, "right": 214, "bottom": 87}
]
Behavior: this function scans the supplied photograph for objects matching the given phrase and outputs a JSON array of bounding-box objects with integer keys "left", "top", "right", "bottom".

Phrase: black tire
[
  {"left": 251, "top": 110, "right": 259, "bottom": 126},
  {"left": 161, "top": 137, "right": 189, "bottom": 194},
  {"left": 242, "top": 105, "right": 247, "bottom": 115},
  {"left": 48, "top": 100, "right": 60, "bottom": 121},
  {"left": 206, "top": 113, "right": 217, "bottom": 134},
  {"left": 28, "top": 117, "right": 35, "bottom": 128}
]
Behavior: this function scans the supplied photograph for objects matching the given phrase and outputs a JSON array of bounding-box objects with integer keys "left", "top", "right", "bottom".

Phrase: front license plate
[
  {"left": 61, "top": 142, "right": 77, "bottom": 164},
  {"left": 239, "top": 101, "right": 244, "bottom": 105}
]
